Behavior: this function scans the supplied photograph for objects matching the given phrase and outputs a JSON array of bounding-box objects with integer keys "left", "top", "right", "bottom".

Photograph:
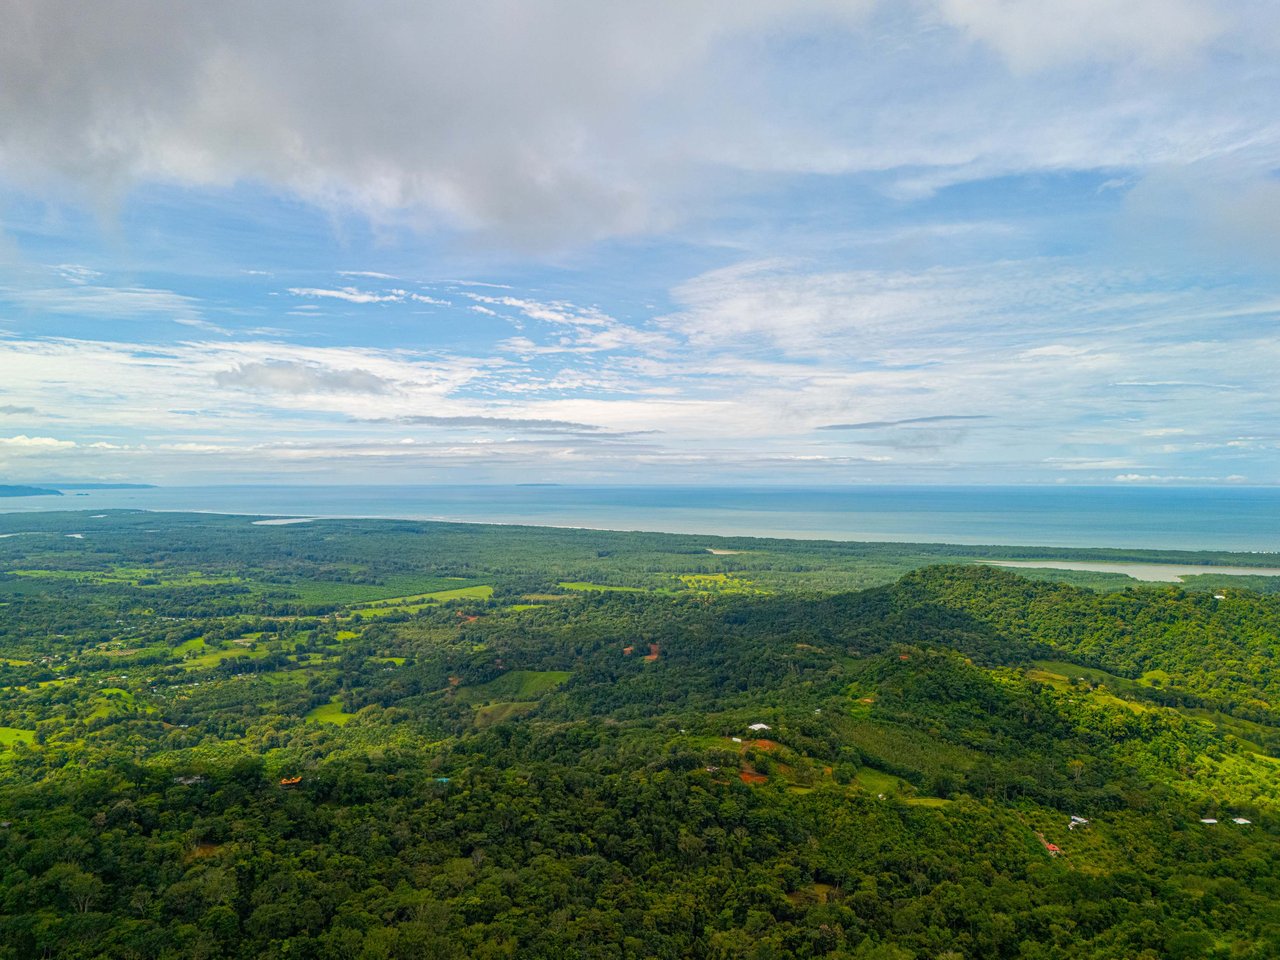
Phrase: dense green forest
[{"left": 1, "top": 511, "right": 1278, "bottom": 958}]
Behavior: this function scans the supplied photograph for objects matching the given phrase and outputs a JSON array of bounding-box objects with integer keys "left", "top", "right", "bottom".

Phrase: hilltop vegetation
[{"left": 0, "top": 512, "right": 1278, "bottom": 958}]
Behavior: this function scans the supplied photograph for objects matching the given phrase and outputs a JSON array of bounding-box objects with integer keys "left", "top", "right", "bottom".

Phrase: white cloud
[
  {"left": 0, "top": 434, "right": 76, "bottom": 449},
  {"left": 930, "top": 0, "right": 1225, "bottom": 71},
  {"left": 215, "top": 360, "right": 396, "bottom": 395},
  {"left": 1113, "top": 473, "right": 1242, "bottom": 483},
  {"left": 0, "top": 2, "right": 1272, "bottom": 247},
  {"left": 472, "top": 293, "right": 671, "bottom": 354},
  {"left": 10, "top": 283, "right": 203, "bottom": 321},
  {"left": 53, "top": 264, "right": 102, "bottom": 284},
  {"left": 288, "top": 286, "right": 404, "bottom": 304},
  {"left": 175, "top": 318, "right": 233, "bottom": 335}
]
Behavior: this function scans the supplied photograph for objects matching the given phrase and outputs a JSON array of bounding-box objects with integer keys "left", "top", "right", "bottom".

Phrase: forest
[{"left": 0, "top": 510, "right": 1278, "bottom": 959}]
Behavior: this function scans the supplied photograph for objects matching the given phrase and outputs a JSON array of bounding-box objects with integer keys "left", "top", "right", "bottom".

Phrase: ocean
[{"left": 4, "top": 484, "right": 1280, "bottom": 553}]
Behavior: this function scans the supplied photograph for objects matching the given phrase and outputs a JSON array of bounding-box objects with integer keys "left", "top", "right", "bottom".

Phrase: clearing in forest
[{"left": 306, "top": 695, "right": 355, "bottom": 725}]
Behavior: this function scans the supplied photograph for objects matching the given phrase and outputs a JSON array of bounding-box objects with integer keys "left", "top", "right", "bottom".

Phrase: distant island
[
  {"left": 41, "top": 482, "right": 157, "bottom": 490},
  {"left": 0, "top": 484, "right": 62, "bottom": 498},
  {"left": 0, "top": 482, "right": 157, "bottom": 498}
]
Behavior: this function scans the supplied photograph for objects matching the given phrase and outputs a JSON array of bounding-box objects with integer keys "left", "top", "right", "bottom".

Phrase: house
[
  {"left": 731, "top": 737, "right": 742, "bottom": 743},
  {"left": 1200, "top": 818, "right": 1217, "bottom": 824},
  {"left": 1232, "top": 817, "right": 1251, "bottom": 825},
  {"left": 1034, "top": 831, "right": 1063, "bottom": 856},
  {"left": 280, "top": 776, "right": 302, "bottom": 788},
  {"left": 748, "top": 723, "right": 771, "bottom": 732}
]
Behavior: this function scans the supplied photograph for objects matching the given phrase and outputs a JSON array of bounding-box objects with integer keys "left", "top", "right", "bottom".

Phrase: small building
[
  {"left": 280, "top": 776, "right": 302, "bottom": 788},
  {"left": 748, "top": 723, "right": 771, "bottom": 732},
  {"left": 1200, "top": 818, "right": 1217, "bottom": 824},
  {"left": 1232, "top": 817, "right": 1251, "bottom": 825}
]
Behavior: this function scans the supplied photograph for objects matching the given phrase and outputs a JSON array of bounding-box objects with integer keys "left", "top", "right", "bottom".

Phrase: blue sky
[{"left": 1, "top": 0, "right": 1278, "bottom": 485}]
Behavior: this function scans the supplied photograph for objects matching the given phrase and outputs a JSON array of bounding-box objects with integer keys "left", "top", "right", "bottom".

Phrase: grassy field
[
  {"left": 559, "top": 581, "right": 646, "bottom": 593},
  {"left": 87, "top": 687, "right": 156, "bottom": 719},
  {"left": 854, "top": 768, "right": 908, "bottom": 795},
  {"left": 458, "top": 670, "right": 571, "bottom": 702},
  {"left": 284, "top": 576, "right": 481, "bottom": 605},
  {"left": 473, "top": 701, "right": 538, "bottom": 727},
  {"left": 675, "top": 573, "right": 764, "bottom": 594},
  {"left": 7, "top": 566, "right": 245, "bottom": 588},
  {"left": 0, "top": 726, "right": 35, "bottom": 746},
  {"left": 350, "top": 584, "right": 493, "bottom": 617},
  {"left": 181, "top": 646, "right": 271, "bottom": 670},
  {"left": 306, "top": 696, "right": 355, "bottom": 725}
]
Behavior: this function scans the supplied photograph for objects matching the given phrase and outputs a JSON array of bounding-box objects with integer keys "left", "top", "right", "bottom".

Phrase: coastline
[{"left": 4, "top": 502, "right": 1280, "bottom": 573}]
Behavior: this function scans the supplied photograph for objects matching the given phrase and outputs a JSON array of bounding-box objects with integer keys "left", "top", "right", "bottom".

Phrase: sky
[{"left": 1, "top": 0, "right": 1278, "bottom": 486}]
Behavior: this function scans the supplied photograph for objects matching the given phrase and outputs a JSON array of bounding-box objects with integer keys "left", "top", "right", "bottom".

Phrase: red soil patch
[
  {"left": 751, "top": 739, "right": 780, "bottom": 751},
  {"left": 739, "top": 768, "right": 768, "bottom": 785},
  {"left": 644, "top": 643, "right": 660, "bottom": 662},
  {"left": 448, "top": 675, "right": 462, "bottom": 687},
  {"left": 457, "top": 612, "right": 479, "bottom": 622},
  {"left": 622, "top": 646, "right": 634, "bottom": 656}
]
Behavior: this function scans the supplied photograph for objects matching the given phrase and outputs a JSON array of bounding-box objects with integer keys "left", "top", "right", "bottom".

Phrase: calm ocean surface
[{"left": 5, "top": 484, "right": 1280, "bottom": 553}]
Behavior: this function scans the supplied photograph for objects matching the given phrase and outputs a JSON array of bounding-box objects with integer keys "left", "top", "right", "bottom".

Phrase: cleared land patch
[
  {"left": 559, "top": 581, "right": 646, "bottom": 593},
  {"left": 677, "top": 573, "right": 762, "bottom": 594},
  {"left": 182, "top": 646, "right": 271, "bottom": 670},
  {"left": 473, "top": 701, "right": 537, "bottom": 727},
  {"left": 350, "top": 585, "right": 493, "bottom": 617},
  {"left": 458, "top": 670, "right": 571, "bottom": 702},
  {"left": 0, "top": 726, "right": 35, "bottom": 746},
  {"left": 307, "top": 695, "right": 355, "bottom": 725}
]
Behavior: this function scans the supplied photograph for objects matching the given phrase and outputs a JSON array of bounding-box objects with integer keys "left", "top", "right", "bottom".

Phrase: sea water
[{"left": 4, "top": 484, "right": 1280, "bottom": 553}]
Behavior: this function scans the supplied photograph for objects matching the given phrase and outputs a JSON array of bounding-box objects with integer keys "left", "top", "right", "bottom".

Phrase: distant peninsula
[
  {"left": 0, "top": 482, "right": 157, "bottom": 498},
  {"left": 0, "top": 484, "right": 63, "bottom": 498},
  {"left": 42, "top": 482, "right": 157, "bottom": 490}
]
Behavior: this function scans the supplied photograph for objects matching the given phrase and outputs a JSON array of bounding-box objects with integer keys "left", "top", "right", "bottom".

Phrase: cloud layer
[
  {"left": 1, "top": 2, "right": 1274, "bottom": 247},
  {"left": 0, "top": 2, "right": 1276, "bottom": 485}
]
